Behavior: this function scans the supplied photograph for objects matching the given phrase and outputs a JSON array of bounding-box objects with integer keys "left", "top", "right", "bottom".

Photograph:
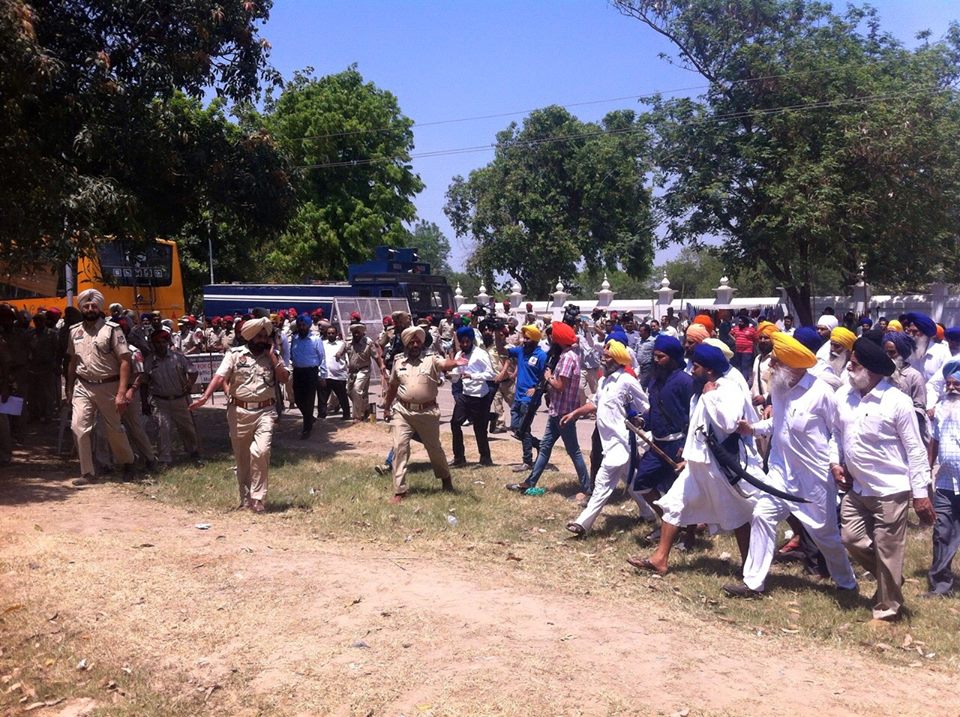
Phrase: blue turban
[
  {"left": 653, "top": 334, "right": 685, "bottom": 368},
  {"left": 691, "top": 343, "right": 729, "bottom": 375},
  {"left": 793, "top": 327, "right": 823, "bottom": 354},
  {"left": 607, "top": 327, "right": 629, "bottom": 346},
  {"left": 456, "top": 325, "right": 475, "bottom": 342},
  {"left": 943, "top": 360, "right": 960, "bottom": 380},
  {"left": 883, "top": 331, "right": 915, "bottom": 360},
  {"left": 904, "top": 312, "right": 937, "bottom": 337},
  {"left": 859, "top": 317, "right": 873, "bottom": 327},
  {"left": 297, "top": 312, "right": 312, "bottom": 325},
  {"left": 945, "top": 327, "right": 960, "bottom": 343}
]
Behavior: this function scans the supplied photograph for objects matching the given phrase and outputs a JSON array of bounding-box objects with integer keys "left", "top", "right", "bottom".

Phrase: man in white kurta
[
  {"left": 561, "top": 340, "right": 649, "bottom": 535},
  {"left": 628, "top": 343, "right": 757, "bottom": 575},
  {"left": 727, "top": 333, "right": 857, "bottom": 597}
]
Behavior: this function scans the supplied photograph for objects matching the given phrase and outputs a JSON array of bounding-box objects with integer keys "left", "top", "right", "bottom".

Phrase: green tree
[
  {"left": 0, "top": 0, "right": 284, "bottom": 270},
  {"left": 407, "top": 220, "right": 453, "bottom": 276},
  {"left": 444, "top": 106, "right": 655, "bottom": 299},
  {"left": 614, "top": 0, "right": 960, "bottom": 324},
  {"left": 262, "top": 67, "right": 424, "bottom": 281}
]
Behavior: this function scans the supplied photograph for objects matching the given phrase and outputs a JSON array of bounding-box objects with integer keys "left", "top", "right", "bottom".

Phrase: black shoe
[
  {"left": 476, "top": 459, "right": 495, "bottom": 468},
  {"left": 72, "top": 474, "right": 100, "bottom": 487},
  {"left": 566, "top": 522, "right": 585, "bottom": 537},
  {"left": 506, "top": 481, "right": 532, "bottom": 492},
  {"left": 441, "top": 477, "right": 455, "bottom": 492},
  {"left": 189, "top": 452, "right": 205, "bottom": 467},
  {"left": 449, "top": 458, "right": 468, "bottom": 468},
  {"left": 722, "top": 582, "right": 763, "bottom": 599},
  {"left": 121, "top": 464, "right": 136, "bottom": 483}
]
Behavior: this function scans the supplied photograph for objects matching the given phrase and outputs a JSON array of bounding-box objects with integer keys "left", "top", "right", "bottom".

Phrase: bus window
[
  {"left": 357, "top": 288, "right": 371, "bottom": 297},
  {"left": 96, "top": 242, "right": 173, "bottom": 287},
  {"left": 379, "top": 289, "right": 393, "bottom": 298}
]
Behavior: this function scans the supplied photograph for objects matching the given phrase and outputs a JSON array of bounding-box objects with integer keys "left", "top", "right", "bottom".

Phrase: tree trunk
[{"left": 785, "top": 284, "right": 814, "bottom": 326}]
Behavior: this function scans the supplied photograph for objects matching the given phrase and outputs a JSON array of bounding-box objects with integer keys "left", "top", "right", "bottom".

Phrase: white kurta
[
  {"left": 574, "top": 369, "right": 649, "bottom": 532},
  {"left": 656, "top": 374, "right": 758, "bottom": 532},
  {"left": 741, "top": 373, "right": 856, "bottom": 591}
]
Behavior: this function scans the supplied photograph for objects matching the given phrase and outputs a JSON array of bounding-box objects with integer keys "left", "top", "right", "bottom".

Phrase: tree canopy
[
  {"left": 261, "top": 67, "right": 423, "bottom": 281},
  {"left": 444, "top": 106, "right": 656, "bottom": 299},
  {"left": 0, "top": 0, "right": 288, "bottom": 271},
  {"left": 615, "top": 0, "right": 960, "bottom": 323},
  {"left": 406, "top": 220, "right": 453, "bottom": 276}
]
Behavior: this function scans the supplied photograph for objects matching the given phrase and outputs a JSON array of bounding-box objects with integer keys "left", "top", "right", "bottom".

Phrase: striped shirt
[{"left": 548, "top": 348, "right": 581, "bottom": 417}]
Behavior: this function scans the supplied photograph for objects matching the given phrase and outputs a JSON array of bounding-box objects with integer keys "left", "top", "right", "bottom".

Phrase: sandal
[{"left": 626, "top": 555, "right": 668, "bottom": 576}]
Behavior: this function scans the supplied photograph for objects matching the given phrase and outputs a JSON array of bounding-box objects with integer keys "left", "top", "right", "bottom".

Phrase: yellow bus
[{"left": 0, "top": 239, "right": 186, "bottom": 318}]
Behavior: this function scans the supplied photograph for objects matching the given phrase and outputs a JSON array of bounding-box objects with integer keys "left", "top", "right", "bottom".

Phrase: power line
[
  {"left": 283, "top": 67, "right": 868, "bottom": 143},
  {"left": 293, "top": 84, "right": 955, "bottom": 170}
]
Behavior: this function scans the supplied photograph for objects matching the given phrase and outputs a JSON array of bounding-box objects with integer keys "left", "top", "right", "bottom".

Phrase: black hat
[{"left": 852, "top": 336, "right": 895, "bottom": 377}]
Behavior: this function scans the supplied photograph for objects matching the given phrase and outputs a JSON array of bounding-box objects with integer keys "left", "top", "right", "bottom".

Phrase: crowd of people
[{"left": 6, "top": 291, "right": 960, "bottom": 621}]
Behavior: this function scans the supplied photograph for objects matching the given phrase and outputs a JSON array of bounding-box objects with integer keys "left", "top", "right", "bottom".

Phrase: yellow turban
[
  {"left": 521, "top": 325, "right": 541, "bottom": 341},
  {"left": 771, "top": 332, "right": 817, "bottom": 369},
  {"left": 757, "top": 321, "right": 779, "bottom": 337},
  {"left": 604, "top": 339, "right": 631, "bottom": 367},
  {"left": 887, "top": 319, "right": 903, "bottom": 332},
  {"left": 685, "top": 323, "right": 709, "bottom": 343},
  {"left": 703, "top": 337, "right": 734, "bottom": 360},
  {"left": 401, "top": 326, "right": 426, "bottom": 346},
  {"left": 830, "top": 326, "right": 856, "bottom": 352}
]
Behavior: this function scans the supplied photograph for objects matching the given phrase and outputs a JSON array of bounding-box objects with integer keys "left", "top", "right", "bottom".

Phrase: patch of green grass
[{"left": 141, "top": 449, "right": 960, "bottom": 672}]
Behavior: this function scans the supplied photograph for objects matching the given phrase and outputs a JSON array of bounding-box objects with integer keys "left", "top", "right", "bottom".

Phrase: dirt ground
[{"left": 2, "top": 411, "right": 959, "bottom": 716}]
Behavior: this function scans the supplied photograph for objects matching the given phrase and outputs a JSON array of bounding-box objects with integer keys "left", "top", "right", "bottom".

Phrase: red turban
[{"left": 551, "top": 321, "right": 577, "bottom": 348}]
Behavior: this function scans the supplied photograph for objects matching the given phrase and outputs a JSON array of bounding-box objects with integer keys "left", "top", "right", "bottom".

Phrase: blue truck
[{"left": 201, "top": 246, "right": 457, "bottom": 320}]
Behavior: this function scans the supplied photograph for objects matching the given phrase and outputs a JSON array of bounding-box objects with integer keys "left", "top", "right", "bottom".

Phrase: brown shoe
[
  {"left": 249, "top": 499, "right": 265, "bottom": 514},
  {"left": 389, "top": 493, "right": 405, "bottom": 504},
  {"left": 238, "top": 497, "right": 251, "bottom": 510}
]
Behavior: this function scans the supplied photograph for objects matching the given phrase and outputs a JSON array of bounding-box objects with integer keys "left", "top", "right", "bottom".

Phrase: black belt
[
  {"left": 152, "top": 392, "right": 188, "bottom": 401},
  {"left": 78, "top": 375, "right": 120, "bottom": 385}
]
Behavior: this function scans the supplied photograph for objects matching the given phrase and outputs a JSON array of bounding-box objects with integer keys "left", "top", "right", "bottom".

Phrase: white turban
[
  {"left": 816, "top": 315, "right": 839, "bottom": 331},
  {"left": 77, "top": 289, "right": 105, "bottom": 309},
  {"left": 240, "top": 316, "right": 274, "bottom": 341},
  {"left": 401, "top": 326, "right": 425, "bottom": 346}
]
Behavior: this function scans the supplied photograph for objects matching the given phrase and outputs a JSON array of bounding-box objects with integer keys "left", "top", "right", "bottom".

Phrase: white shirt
[
  {"left": 323, "top": 339, "right": 348, "bottom": 381},
  {"left": 594, "top": 369, "right": 649, "bottom": 465},
  {"left": 451, "top": 346, "right": 494, "bottom": 398},
  {"left": 920, "top": 342, "right": 952, "bottom": 409},
  {"left": 753, "top": 372, "right": 836, "bottom": 497},
  {"left": 831, "top": 379, "right": 929, "bottom": 499}
]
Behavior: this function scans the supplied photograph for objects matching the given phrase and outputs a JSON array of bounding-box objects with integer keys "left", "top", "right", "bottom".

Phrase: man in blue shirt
[
  {"left": 290, "top": 313, "right": 328, "bottom": 439},
  {"left": 497, "top": 324, "right": 547, "bottom": 472}
]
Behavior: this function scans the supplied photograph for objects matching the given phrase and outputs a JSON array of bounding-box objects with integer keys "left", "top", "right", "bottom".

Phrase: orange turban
[
  {"left": 830, "top": 327, "right": 856, "bottom": 352},
  {"left": 692, "top": 314, "right": 714, "bottom": 334},
  {"left": 685, "top": 323, "right": 709, "bottom": 343},
  {"left": 937, "top": 324, "right": 945, "bottom": 341},
  {"left": 551, "top": 321, "right": 577, "bottom": 348},
  {"left": 757, "top": 321, "right": 778, "bottom": 337},
  {"left": 771, "top": 332, "right": 817, "bottom": 369}
]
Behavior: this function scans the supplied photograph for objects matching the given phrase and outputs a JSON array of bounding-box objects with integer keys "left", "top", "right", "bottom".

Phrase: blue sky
[{"left": 261, "top": 0, "right": 959, "bottom": 273}]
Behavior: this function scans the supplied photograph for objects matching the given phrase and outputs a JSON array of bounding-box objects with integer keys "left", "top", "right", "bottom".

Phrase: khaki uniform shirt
[
  {"left": 145, "top": 351, "right": 196, "bottom": 397},
  {"left": 215, "top": 346, "right": 284, "bottom": 402},
  {"left": 205, "top": 327, "right": 228, "bottom": 352},
  {"left": 346, "top": 335, "right": 375, "bottom": 372},
  {"left": 389, "top": 353, "right": 445, "bottom": 405},
  {"left": 67, "top": 318, "right": 129, "bottom": 381}
]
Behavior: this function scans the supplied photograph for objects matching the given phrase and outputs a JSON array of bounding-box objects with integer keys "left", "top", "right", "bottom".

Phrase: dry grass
[{"left": 141, "top": 437, "right": 960, "bottom": 675}]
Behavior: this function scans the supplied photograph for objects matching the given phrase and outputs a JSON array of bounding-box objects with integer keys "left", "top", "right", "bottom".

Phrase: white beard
[
  {"left": 848, "top": 367, "right": 872, "bottom": 391},
  {"left": 937, "top": 394, "right": 960, "bottom": 421},
  {"left": 829, "top": 350, "right": 849, "bottom": 376},
  {"left": 891, "top": 355, "right": 905, "bottom": 370},
  {"left": 768, "top": 365, "right": 795, "bottom": 395},
  {"left": 911, "top": 335, "right": 930, "bottom": 365}
]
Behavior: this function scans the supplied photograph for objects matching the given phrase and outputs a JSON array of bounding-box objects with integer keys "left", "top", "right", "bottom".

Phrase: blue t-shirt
[{"left": 508, "top": 344, "right": 547, "bottom": 403}]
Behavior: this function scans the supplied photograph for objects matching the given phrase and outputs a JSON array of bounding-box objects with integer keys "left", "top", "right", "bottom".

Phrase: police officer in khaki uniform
[
  {"left": 345, "top": 321, "right": 377, "bottom": 421},
  {"left": 144, "top": 329, "right": 202, "bottom": 465},
  {"left": 189, "top": 317, "right": 289, "bottom": 513},
  {"left": 382, "top": 326, "right": 463, "bottom": 503},
  {"left": 67, "top": 289, "right": 136, "bottom": 485}
]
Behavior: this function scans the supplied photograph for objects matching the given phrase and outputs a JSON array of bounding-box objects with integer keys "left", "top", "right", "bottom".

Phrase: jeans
[
  {"left": 510, "top": 398, "right": 541, "bottom": 466},
  {"left": 526, "top": 414, "right": 589, "bottom": 491}
]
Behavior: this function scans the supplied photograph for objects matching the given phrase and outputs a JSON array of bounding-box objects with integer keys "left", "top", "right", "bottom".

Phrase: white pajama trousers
[
  {"left": 742, "top": 493, "right": 857, "bottom": 592},
  {"left": 575, "top": 456, "right": 654, "bottom": 533}
]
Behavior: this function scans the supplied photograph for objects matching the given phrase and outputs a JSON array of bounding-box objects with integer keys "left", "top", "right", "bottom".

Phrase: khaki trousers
[
  {"left": 391, "top": 403, "right": 450, "bottom": 495},
  {"left": 579, "top": 367, "right": 599, "bottom": 404},
  {"left": 72, "top": 379, "right": 134, "bottom": 476},
  {"left": 154, "top": 396, "right": 199, "bottom": 461},
  {"left": 348, "top": 367, "right": 371, "bottom": 419},
  {"left": 841, "top": 490, "right": 910, "bottom": 620},
  {"left": 491, "top": 379, "right": 514, "bottom": 426},
  {"left": 227, "top": 404, "right": 275, "bottom": 502},
  {"left": 122, "top": 408, "right": 156, "bottom": 464}
]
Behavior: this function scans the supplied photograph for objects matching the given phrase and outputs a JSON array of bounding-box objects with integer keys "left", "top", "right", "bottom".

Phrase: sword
[
  {"left": 699, "top": 426, "right": 809, "bottom": 504},
  {"left": 624, "top": 420, "right": 684, "bottom": 472}
]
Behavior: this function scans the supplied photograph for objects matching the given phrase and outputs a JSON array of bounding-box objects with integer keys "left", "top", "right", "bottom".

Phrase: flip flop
[{"left": 626, "top": 555, "right": 669, "bottom": 576}]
